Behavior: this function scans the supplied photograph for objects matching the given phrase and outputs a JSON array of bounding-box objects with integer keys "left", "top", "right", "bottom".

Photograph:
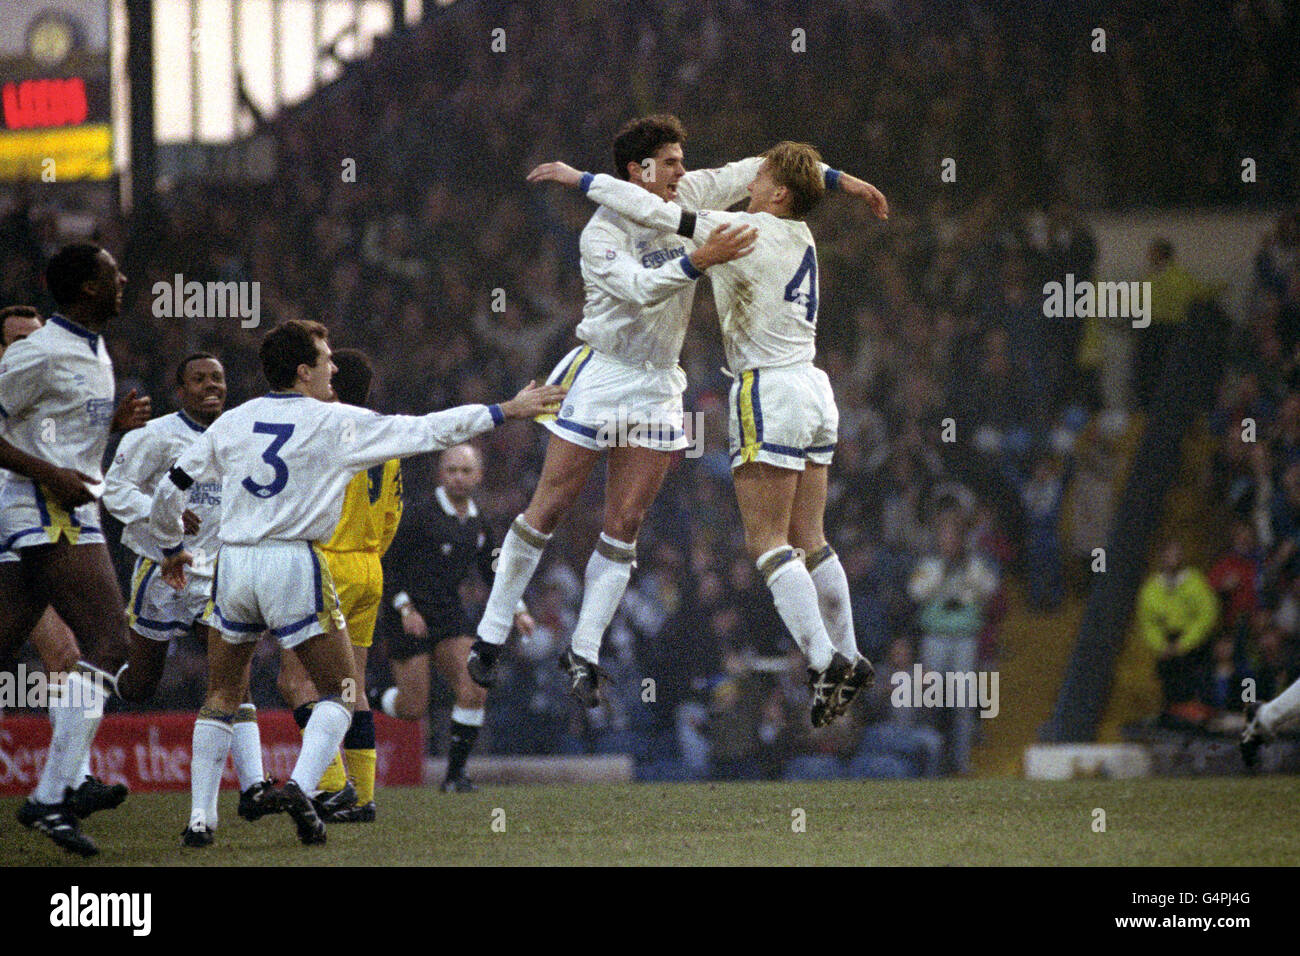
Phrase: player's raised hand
[
  {"left": 499, "top": 380, "right": 567, "bottom": 420},
  {"left": 182, "top": 508, "right": 202, "bottom": 536},
  {"left": 44, "top": 467, "right": 97, "bottom": 508},
  {"left": 526, "top": 162, "right": 583, "bottom": 188},
  {"left": 689, "top": 223, "right": 758, "bottom": 271},
  {"left": 111, "top": 389, "right": 152, "bottom": 433},
  {"left": 161, "top": 550, "right": 193, "bottom": 590}
]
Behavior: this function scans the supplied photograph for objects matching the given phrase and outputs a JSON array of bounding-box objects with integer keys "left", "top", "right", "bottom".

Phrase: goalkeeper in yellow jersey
[{"left": 276, "top": 348, "right": 401, "bottom": 822}]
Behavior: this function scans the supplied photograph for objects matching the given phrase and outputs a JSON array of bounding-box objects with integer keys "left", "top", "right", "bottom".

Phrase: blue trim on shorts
[
  {"left": 751, "top": 369, "right": 764, "bottom": 442},
  {"left": 3, "top": 526, "right": 46, "bottom": 550},
  {"left": 554, "top": 418, "right": 600, "bottom": 439},
  {"left": 214, "top": 606, "right": 262, "bottom": 633},
  {"left": 134, "top": 617, "right": 193, "bottom": 632},
  {"left": 807, "top": 444, "right": 837, "bottom": 454},
  {"left": 30, "top": 485, "right": 51, "bottom": 526},
  {"left": 570, "top": 348, "right": 594, "bottom": 382},
  {"left": 272, "top": 613, "right": 319, "bottom": 638},
  {"left": 308, "top": 543, "right": 324, "bottom": 614}
]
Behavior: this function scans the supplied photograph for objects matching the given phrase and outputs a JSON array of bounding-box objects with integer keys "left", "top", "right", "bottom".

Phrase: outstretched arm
[
  {"left": 677, "top": 155, "right": 885, "bottom": 218},
  {"left": 529, "top": 163, "right": 757, "bottom": 268}
]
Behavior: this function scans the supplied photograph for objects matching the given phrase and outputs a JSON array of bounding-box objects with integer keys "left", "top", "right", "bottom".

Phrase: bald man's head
[
  {"left": 438, "top": 444, "right": 483, "bottom": 500},
  {"left": 1, "top": 305, "right": 41, "bottom": 353}
]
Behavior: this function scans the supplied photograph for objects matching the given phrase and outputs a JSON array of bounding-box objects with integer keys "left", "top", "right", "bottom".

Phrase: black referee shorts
[{"left": 382, "top": 600, "right": 474, "bottom": 661}]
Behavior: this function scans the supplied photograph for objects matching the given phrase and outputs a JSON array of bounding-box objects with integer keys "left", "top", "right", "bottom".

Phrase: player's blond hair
[{"left": 762, "top": 141, "right": 825, "bottom": 217}]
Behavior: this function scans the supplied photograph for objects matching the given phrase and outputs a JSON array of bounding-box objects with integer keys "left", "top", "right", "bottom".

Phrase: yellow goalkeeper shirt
[{"left": 322, "top": 459, "right": 403, "bottom": 555}]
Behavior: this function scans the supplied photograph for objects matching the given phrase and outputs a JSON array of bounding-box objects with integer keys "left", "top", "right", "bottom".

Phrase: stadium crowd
[
  {"left": 1177, "top": 206, "right": 1300, "bottom": 728},
  {"left": 2, "top": 0, "right": 1296, "bottom": 779}
]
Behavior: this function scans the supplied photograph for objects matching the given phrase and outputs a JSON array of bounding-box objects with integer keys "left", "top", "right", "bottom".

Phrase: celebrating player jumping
[
  {"left": 468, "top": 114, "right": 879, "bottom": 709},
  {"left": 528, "top": 141, "right": 887, "bottom": 726}
]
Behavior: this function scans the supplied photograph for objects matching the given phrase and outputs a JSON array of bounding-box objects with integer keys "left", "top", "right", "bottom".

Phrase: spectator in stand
[
  {"left": 906, "top": 508, "right": 1000, "bottom": 774},
  {"left": 1208, "top": 520, "right": 1262, "bottom": 644},
  {"left": 1014, "top": 453, "right": 1071, "bottom": 612},
  {"left": 1136, "top": 540, "right": 1220, "bottom": 725},
  {"left": 1135, "top": 239, "right": 1222, "bottom": 409}
]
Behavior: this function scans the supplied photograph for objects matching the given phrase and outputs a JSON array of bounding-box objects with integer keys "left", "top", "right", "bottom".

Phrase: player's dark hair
[
  {"left": 331, "top": 348, "right": 373, "bottom": 407},
  {"left": 762, "top": 141, "right": 825, "bottom": 218},
  {"left": 613, "top": 114, "right": 687, "bottom": 181},
  {"left": 176, "top": 351, "right": 220, "bottom": 387},
  {"left": 45, "top": 243, "right": 105, "bottom": 308},
  {"left": 260, "top": 320, "right": 329, "bottom": 390}
]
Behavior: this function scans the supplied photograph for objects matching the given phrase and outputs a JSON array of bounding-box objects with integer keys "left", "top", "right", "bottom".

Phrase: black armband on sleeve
[
  {"left": 677, "top": 211, "right": 697, "bottom": 239},
  {"left": 169, "top": 466, "right": 194, "bottom": 491}
]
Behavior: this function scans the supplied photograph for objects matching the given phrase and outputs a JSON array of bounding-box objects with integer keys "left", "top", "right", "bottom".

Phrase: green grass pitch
[{"left": 2, "top": 778, "right": 1296, "bottom": 866}]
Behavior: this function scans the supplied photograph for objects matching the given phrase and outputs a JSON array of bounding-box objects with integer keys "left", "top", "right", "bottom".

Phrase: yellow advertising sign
[{"left": 0, "top": 123, "right": 111, "bottom": 180}]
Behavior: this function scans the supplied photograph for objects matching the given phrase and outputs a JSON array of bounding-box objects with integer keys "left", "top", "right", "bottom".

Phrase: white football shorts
[
  {"left": 209, "top": 540, "right": 345, "bottom": 649},
  {"left": 125, "top": 553, "right": 215, "bottom": 642},
  {"left": 536, "top": 344, "right": 689, "bottom": 453},
  {"left": 728, "top": 363, "right": 838, "bottom": 471},
  {"left": 0, "top": 476, "right": 106, "bottom": 561}
]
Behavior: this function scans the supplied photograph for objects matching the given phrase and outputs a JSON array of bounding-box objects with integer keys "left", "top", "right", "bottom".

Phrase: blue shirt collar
[
  {"left": 266, "top": 391, "right": 305, "bottom": 399},
  {"left": 176, "top": 409, "right": 207, "bottom": 432},
  {"left": 48, "top": 314, "right": 101, "bottom": 352}
]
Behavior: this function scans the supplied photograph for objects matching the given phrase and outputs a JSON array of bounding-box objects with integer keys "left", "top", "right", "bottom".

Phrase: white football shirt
[
  {"left": 572, "top": 158, "right": 764, "bottom": 370},
  {"left": 104, "top": 409, "right": 223, "bottom": 570},
  {"left": 0, "top": 314, "right": 116, "bottom": 498},
  {"left": 150, "top": 393, "right": 501, "bottom": 548},
  {"left": 583, "top": 173, "right": 819, "bottom": 373}
]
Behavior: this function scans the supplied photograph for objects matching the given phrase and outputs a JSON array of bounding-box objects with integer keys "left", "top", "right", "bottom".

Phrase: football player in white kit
[
  {"left": 0, "top": 244, "right": 151, "bottom": 856},
  {"left": 149, "top": 320, "right": 565, "bottom": 844},
  {"left": 102, "top": 352, "right": 278, "bottom": 845},
  {"left": 528, "top": 141, "right": 888, "bottom": 726},
  {"left": 468, "top": 114, "right": 872, "bottom": 708},
  {"left": 0, "top": 305, "right": 128, "bottom": 826},
  {"left": 1242, "top": 677, "right": 1300, "bottom": 769}
]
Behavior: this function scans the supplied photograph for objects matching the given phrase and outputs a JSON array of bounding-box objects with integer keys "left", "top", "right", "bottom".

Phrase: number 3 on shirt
[
  {"left": 242, "top": 422, "right": 295, "bottom": 498},
  {"left": 784, "top": 246, "right": 818, "bottom": 324}
]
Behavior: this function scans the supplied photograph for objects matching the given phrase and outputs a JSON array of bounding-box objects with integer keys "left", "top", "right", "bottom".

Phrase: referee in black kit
[{"left": 372, "top": 444, "right": 535, "bottom": 792}]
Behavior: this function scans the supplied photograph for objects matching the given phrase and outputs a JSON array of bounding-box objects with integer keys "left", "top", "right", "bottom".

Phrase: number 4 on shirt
[
  {"left": 784, "top": 246, "right": 818, "bottom": 324},
  {"left": 242, "top": 422, "right": 295, "bottom": 498}
]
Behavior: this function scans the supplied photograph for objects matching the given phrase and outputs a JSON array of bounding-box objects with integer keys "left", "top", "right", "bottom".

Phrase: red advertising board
[{"left": 0, "top": 710, "right": 422, "bottom": 795}]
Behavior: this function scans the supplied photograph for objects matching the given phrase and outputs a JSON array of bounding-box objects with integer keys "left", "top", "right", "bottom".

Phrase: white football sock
[
  {"left": 450, "top": 705, "right": 485, "bottom": 727},
  {"left": 807, "top": 546, "right": 859, "bottom": 660},
  {"left": 380, "top": 687, "right": 400, "bottom": 719},
  {"left": 569, "top": 534, "right": 636, "bottom": 664},
  {"left": 231, "top": 704, "right": 264, "bottom": 791},
  {"left": 760, "top": 547, "right": 835, "bottom": 671},
  {"left": 38, "top": 670, "right": 106, "bottom": 804},
  {"left": 1259, "top": 676, "right": 1300, "bottom": 733},
  {"left": 477, "top": 516, "right": 550, "bottom": 645},
  {"left": 191, "top": 715, "right": 233, "bottom": 828},
  {"left": 290, "top": 699, "right": 352, "bottom": 792},
  {"left": 34, "top": 677, "right": 74, "bottom": 804}
]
